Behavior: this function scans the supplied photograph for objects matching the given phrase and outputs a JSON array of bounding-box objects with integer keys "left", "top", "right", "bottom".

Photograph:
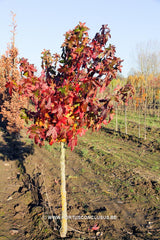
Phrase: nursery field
[
  {"left": 1, "top": 11, "right": 160, "bottom": 240},
  {"left": 0, "top": 113, "right": 160, "bottom": 240}
]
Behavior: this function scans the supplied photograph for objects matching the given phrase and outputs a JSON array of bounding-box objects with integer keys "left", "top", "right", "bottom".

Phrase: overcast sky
[{"left": 0, "top": 0, "right": 160, "bottom": 77}]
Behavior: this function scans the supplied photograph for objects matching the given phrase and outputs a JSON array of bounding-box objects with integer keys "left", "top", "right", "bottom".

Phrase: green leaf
[
  {"left": 58, "top": 86, "right": 66, "bottom": 95},
  {"left": 24, "top": 71, "right": 28, "bottom": 77}
]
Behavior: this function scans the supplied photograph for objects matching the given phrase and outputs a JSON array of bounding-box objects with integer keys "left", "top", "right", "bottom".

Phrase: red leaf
[
  {"left": 6, "top": 81, "right": 14, "bottom": 95},
  {"left": 103, "top": 119, "right": 108, "bottom": 125},
  {"left": 108, "top": 113, "right": 114, "bottom": 123},
  {"left": 34, "top": 135, "right": 41, "bottom": 144},
  {"left": 89, "top": 224, "right": 100, "bottom": 231},
  {"left": 68, "top": 136, "right": 77, "bottom": 151},
  {"left": 92, "top": 224, "right": 100, "bottom": 231},
  {"left": 57, "top": 104, "right": 63, "bottom": 119},
  {"left": 46, "top": 126, "right": 57, "bottom": 140},
  {"left": 74, "top": 107, "right": 80, "bottom": 114},
  {"left": 95, "top": 63, "right": 101, "bottom": 71},
  {"left": 75, "top": 83, "right": 80, "bottom": 92},
  {"left": 80, "top": 112, "right": 84, "bottom": 119},
  {"left": 49, "top": 139, "right": 54, "bottom": 145},
  {"left": 68, "top": 117, "right": 74, "bottom": 125},
  {"left": 81, "top": 102, "right": 87, "bottom": 112},
  {"left": 77, "top": 128, "right": 87, "bottom": 137},
  {"left": 46, "top": 97, "right": 51, "bottom": 109},
  {"left": 99, "top": 85, "right": 105, "bottom": 93},
  {"left": 60, "top": 116, "right": 67, "bottom": 124}
]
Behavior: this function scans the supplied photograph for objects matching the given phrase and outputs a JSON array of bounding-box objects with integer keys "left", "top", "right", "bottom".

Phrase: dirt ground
[
  {"left": 0, "top": 125, "right": 160, "bottom": 239},
  {"left": 0, "top": 130, "right": 34, "bottom": 240}
]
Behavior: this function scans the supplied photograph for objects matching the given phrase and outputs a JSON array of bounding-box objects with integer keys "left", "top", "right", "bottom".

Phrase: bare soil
[{"left": 0, "top": 125, "right": 160, "bottom": 239}]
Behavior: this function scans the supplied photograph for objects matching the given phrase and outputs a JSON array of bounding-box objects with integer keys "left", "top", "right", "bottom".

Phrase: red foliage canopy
[{"left": 8, "top": 22, "right": 133, "bottom": 150}]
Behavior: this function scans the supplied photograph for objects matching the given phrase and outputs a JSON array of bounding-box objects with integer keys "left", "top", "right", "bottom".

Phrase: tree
[
  {"left": 136, "top": 40, "right": 160, "bottom": 77},
  {"left": 136, "top": 41, "right": 160, "bottom": 138},
  {"left": 0, "top": 12, "right": 27, "bottom": 137},
  {"left": 7, "top": 22, "right": 133, "bottom": 238},
  {"left": 127, "top": 74, "right": 148, "bottom": 138}
]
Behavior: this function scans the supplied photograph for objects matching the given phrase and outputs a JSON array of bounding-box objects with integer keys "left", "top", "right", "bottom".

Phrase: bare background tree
[{"left": 136, "top": 40, "right": 160, "bottom": 77}]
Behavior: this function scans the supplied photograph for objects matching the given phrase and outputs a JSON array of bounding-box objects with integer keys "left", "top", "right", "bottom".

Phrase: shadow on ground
[
  {"left": 0, "top": 115, "right": 43, "bottom": 203},
  {"left": 0, "top": 114, "right": 34, "bottom": 163}
]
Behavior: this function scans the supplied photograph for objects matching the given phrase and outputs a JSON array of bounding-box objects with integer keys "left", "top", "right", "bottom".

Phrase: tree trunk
[
  {"left": 144, "top": 97, "right": 147, "bottom": 140},
  {"left": 124, "top": 103, "right": 127, "bottom": 135},
  {"left": 115, "top": 103, "right": 118, "bottom": 132},
  {"left": 60, "top": 142, "right": 67, "bottom": 238},
  {"left": 144, "top": 76, "right": 148, "bottom": 140},
  {"left": 138, "top": 104, "right": 141, "bottom": 138}
]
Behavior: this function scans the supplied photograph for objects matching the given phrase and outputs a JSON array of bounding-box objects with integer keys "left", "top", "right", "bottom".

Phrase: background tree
[
  {"left": 108, "top": 78, "right": 121, "bottom": 131},
  {"left": 135, "top": 40, "right": 160, "bottom": 138},
  {"left": 0, "top": 12, "right": 27, "bottom": 137},
  {"left": 136, "top": 40, "right": 160, "bottom": 77}
]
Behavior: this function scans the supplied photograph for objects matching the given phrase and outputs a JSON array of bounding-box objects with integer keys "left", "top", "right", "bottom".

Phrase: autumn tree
[
  {"left": 135, "top": 41, "right": 160, "bottom": 138},
  {"left": 0, "top": 12, "right": 27, "bottom": 137},
  {"left": 7, "top": 22, "right": 133, "bottom": 237}
]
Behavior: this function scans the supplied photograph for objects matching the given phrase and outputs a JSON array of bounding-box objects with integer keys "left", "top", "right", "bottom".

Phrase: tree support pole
[{"left": 60, "top": 142, "right": 67, "bottom": 238}]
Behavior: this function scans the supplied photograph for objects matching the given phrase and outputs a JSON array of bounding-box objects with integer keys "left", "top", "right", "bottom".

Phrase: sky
[{"left": 0, "top": 0, "right": 160, "bottom": 77}]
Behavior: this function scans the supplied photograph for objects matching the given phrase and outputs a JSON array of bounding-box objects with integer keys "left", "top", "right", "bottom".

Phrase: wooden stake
[{"left": 60, "top": 142, "right": 67, "bottom": 238}]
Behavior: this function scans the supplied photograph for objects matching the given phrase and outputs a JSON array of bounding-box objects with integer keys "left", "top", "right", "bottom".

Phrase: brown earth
[{"left": 0, "top": 125, "right": 160, "bottom": 239}]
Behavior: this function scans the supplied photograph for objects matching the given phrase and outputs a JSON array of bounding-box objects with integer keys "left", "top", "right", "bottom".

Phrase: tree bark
[{"left": 60, "top": 142, "right": 67, "bottom": 238}]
